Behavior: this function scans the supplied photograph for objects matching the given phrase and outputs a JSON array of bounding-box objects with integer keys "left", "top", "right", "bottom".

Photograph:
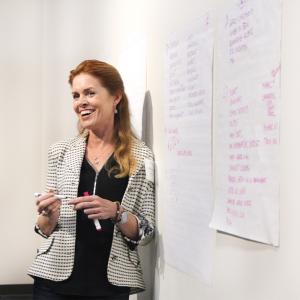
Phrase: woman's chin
[
  {"left": 79, "top": 117, "right": 93, "bottom": 125},
  {"left": 80, "top": 121, "right": 100, "bottom": 132}
]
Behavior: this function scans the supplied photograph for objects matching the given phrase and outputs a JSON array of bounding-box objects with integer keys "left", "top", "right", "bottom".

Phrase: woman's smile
[
  {"left": 80, "top": 109, "right": 96, "bottom": 118},
  {"left": 72, "top": 73, "right": 118, "bottom": 134}
]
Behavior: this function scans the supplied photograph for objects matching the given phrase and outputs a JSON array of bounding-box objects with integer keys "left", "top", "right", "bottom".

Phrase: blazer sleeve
[
  {"left": 123, "top": 157, "right": 155, "bottom": 249},
  {"left": 34, "top": 143, "right": 63, "bottom": 239}
]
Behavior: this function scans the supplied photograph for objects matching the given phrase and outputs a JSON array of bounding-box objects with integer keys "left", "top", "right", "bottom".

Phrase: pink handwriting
[
  {"left": 229, "top": 153, "right": 248, "bottom": 161},
  {"left": 230, "top": 105, "right": 248, "bottom": 116},
  {"left": 229, "top": 130, "right": 243, "bottom": 139},
  {"left": 177, "top": 149, "right": 193, "bottom": 157},
  {"left": 167, "top": 128, "right": 178, "bottom": 134},
  {"left": 230, "top": 96, "right": 242, "bottom": 105},
  {"left": 262, "top": 93, "right": 276, "bottom": 117},
  {"left": 229, "top": 139, "right": 260, "bottom": 149},
  {"left": 272, "top": 64, "right": 281, "bottom": 78},
  {"left": 226, "top": 207, "right": 245, "bottom": 218},
  {"left": 228, "top": 176, "right": 267, "bottom": 184},
  {"left": 227, "top": 198, "right": 252, "bottom": 207},
  {"left": 228, "top": 186, "right": 246, "bottom": 195},
  {"left": 264, "top": 137, "right": 278, "bottom": 145},
  {"left": 229, "top": 164, "right": 250, "bottom": 172},
  {"left": 229, "top": 119, "right": 239, "bottom": 127},
  {"left": 264, "top": 122, "right": 278, "bottom": 131},
  {"left": 262, "top": 80, "right": 275, "bottom": 89}
]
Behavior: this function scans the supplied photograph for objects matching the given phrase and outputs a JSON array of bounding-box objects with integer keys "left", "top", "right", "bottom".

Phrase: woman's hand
[
  {"left": 35, "top": 189, "right": 61, "bottom": 236},
  {"left": 36, "top": 190, "right": 61, "bottom": 222},
  {"left": 68, "top": 195, "right": 117, "bottom": 220}
]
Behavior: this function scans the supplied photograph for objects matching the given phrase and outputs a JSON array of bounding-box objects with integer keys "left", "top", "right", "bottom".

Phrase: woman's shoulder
[
  {"left": 131, "top": 138, "right": 154, "bottom": 160},
  {"left": 48, "top": 135, "right": 85, "bottom": 153}
]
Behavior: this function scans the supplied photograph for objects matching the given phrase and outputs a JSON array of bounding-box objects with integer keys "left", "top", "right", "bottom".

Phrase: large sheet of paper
[
  {"left": 164, "top": 15, "right": 215, "bottom": 283},
  {"left": 210, "top": 0, "right": 282, "bottom": 246}
]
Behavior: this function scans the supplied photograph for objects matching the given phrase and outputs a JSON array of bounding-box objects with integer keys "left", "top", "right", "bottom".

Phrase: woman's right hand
[{"left": 36, "top": 190, "right": 61, "bottom": 234}]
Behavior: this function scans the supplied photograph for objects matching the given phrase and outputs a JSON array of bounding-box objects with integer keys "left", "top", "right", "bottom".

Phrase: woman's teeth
[{"left": 81, "top": 110, "right": 94, "bottom": 116}]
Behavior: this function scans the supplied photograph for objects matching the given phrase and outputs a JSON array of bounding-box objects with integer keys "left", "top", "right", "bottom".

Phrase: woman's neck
[{"left": 87, "top": 129, "right": 115, "bottom": 149}]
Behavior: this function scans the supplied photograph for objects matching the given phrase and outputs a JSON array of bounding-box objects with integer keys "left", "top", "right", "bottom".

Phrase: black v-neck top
[{"left": 35, "top": 155, "right": 130, "bottom": 297}]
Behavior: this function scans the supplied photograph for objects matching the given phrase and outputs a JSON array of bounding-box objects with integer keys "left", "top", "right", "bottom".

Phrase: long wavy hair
[{"left": 69, "top": 60, "right": 136, "bottom": 178}]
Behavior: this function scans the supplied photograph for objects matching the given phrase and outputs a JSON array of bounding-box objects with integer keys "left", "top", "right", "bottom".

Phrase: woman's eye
[
  {"left": 87, "top": 91, "right": 95, "bottom": 97},
  {"left": 72, "top": 93, "right": 80, "bottom": 100}
]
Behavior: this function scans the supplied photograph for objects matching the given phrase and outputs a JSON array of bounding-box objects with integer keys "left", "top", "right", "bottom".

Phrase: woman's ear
[{"left": 114, "top": 92, "right": 122, "bottom": 107}]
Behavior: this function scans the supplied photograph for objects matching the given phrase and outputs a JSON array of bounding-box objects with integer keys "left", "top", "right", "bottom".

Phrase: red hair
[{"left": 69, "top": 60, "right": 136, "bottom": 177}]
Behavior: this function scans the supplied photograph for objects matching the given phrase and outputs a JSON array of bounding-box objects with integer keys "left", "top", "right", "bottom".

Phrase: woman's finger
[
  {"left": 84, "top": 208, "right": 101, "bottom": 215},
  {"left": 73, "top": 201, "right": 99, "bottom": 210},
  {"left": 68, "top": 196, "right": 93, "bottom": 205},
  {"left": 38, "top": 197, "right": 61, "bottom": 214},
  {"left": 40, "top": 201, "right": 61, "bottom": 216},
  {"left": 68, "top": 195, "right": 103, "bottom": 205},
  {"left": 47, "top": 201, "right": 61, "bottom": 212},
  {"left": 36, "top": 192, "right": 55, "bottom": 205},
  {"left": 87, "top": 213, "right": 103, "bottom": 220}
]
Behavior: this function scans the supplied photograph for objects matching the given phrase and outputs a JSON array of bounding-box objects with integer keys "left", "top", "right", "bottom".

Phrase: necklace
[
  {"left": 86, "top": 145, "right": 114, "bottom": 169},
  {"left": 94, "top": 157, "right": 101, "bottom": 165}
]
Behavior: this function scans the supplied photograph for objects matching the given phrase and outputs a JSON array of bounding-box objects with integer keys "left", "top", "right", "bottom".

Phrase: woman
[{"left": 28, "top": 60, "right": 155, "bottom": 300}]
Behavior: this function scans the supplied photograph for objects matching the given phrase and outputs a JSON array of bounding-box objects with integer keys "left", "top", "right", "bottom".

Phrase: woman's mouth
[{"left": 80, "top": 109, "right": 95, "bottom": 118}]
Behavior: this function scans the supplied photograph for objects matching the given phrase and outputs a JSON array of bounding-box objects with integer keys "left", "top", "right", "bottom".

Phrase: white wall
[
  {"left": 0, "top": 0, "right": 43, "bottom": 284},
  {"left": 1, "top": 0, "right": 300, "bottom": 300}
]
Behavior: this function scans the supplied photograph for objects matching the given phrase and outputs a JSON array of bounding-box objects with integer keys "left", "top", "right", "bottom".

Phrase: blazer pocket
[
  {"left": 36, "top": 236, "right": 55, "bottom": 257},
  {"left": 127, "top": 247, "right": 141, "bottom": 268}
]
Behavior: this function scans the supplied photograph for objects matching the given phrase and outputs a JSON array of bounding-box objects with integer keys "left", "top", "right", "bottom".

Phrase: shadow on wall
[
  {"left": 141, "top": 90, "right": 154, "bottom": 149},
  {"left": 138, "top": 91, "right": 155, "bottom": 300}
]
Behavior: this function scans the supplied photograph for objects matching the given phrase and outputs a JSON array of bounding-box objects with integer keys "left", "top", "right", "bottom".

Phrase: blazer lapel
[{"left": 65, "top": 135, "right": 87, "bottom": 177}]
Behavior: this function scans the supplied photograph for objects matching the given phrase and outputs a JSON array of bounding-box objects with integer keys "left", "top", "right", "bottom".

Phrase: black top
[{"left": 35, "top": 155, "right": 130, "bottom": 297}]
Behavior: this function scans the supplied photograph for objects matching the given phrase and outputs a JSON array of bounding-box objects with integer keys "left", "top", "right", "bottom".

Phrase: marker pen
[
  {"left": 34, "top": 192, "right": 68, "bottom": 199},
  {"left": 34, "top": 192, "right": 65, "bottom": 216},
  {"left": 83, "top": 191, "right": 102, "bottom": 231}
]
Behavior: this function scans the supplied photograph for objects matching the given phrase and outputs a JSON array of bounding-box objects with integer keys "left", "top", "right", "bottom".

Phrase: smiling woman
[
  {"left": 72, "top": 73, "right": 120, "bottom": 139},
  {"left": 28, "top": 60, "right": 155, "bottom": 300},
  {"left": 70, "top": 60, "right": 136, "bottom": 178}
]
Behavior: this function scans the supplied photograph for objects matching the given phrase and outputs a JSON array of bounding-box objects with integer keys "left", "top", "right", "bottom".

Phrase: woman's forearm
[
  {"left": 36, "top": 215, "right": 58, "bottom": 237},
  {"left": 117, "top": 210, "right": 139, "bottom": 240}
]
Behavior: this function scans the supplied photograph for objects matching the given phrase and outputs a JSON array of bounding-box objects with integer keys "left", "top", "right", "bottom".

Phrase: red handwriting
[
  {"left": 177, "top": 149, "right": 193, "bottom": 157},
  {"left": 226, "top": 207, "right": 245, "bottom": 218},
  {"left": 229, "top": 130, "right": 243, "bottom": 139},
  {"left": 228, "top": 176, "right": 267, "bottom": 184},
  {"left": 262, "top": 92, "right": 276, "bottom": 117},
  {"left": 272, "top": 64, "right": 281, "bottom": 78},
  {"left": 228, "top": 186, "right": 246, "bottom": 195},
  {"left": 228, "top": 6, "right": 254, "bottom": 63},
  {"left": 264, "top": 122, "right": 278, "bottom": 131},
  {"left": 264, "top": 137, "right": 278, "bottom": 145},
  {"left": 229, "top": 139, "right": 260, "bottom": 149},
  {"left": 229, "top": 119, "right": 239, "bottom": 127},
  {"left": 229, "top": 164, "right": 250, "bottom": 172},
  {"left": 227, "top": 198, "right": 252, "bottom": 207},
  {"left": 229, "top": 153, "right": 248, "bottom": 160},
  {"left": 230, "top": 105, "right": 248, "bottom": 116}
]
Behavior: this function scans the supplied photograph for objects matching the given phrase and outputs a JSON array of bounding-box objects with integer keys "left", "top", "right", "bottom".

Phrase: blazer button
[
  {"left": 128, "top": 186, "right": 134, "bottom": 192},
  {"left": 111, "top": 255, "right": 118, "bottom": 261}
]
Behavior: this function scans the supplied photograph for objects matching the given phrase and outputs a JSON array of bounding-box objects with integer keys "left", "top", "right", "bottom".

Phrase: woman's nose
[{"left": 78, "top": 95, "right": 89, "bottom": 106}]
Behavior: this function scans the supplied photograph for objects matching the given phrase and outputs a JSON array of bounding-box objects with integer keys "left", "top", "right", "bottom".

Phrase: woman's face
[{"left": 71, "top": 73, "right": 121, "bottom": 133}]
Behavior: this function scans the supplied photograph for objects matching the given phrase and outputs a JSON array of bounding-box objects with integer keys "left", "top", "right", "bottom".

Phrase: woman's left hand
[{"left": 68, "top": 195, "right": 117, "bottom": 220}]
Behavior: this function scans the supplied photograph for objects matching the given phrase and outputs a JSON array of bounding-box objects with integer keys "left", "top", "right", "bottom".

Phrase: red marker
[{"left": 84, "top": 191, "right": 102, "bottom": 231}]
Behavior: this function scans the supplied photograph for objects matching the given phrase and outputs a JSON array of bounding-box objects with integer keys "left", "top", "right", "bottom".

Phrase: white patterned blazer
[{"left": 28, "top": 134, "right": 155, "bottom": 295}]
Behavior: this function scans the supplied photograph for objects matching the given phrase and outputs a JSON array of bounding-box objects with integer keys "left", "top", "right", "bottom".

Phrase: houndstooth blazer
[{"left": 28, "top": 134, "right": 155, "bottom": 295}]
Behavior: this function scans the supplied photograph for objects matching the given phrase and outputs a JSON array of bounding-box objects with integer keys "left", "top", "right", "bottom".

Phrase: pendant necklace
[{"left": 94, "top": 157, "right": 101, "bottom": 165}]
